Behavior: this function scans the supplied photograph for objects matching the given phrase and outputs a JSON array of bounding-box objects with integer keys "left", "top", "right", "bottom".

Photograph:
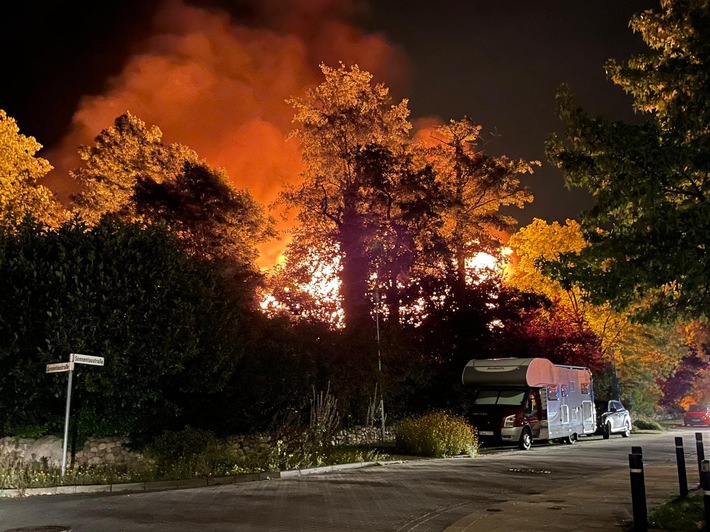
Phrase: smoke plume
[{"left": 46, "top": 0, "right": 410, "bottom": 268}]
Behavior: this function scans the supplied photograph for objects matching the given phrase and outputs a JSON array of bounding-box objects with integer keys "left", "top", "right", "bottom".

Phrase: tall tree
[
  {"left": 281, "top": 63, "right": 412, "bottom": 331},
  {"left": 71, "top": 112, "right": 274, "bottom": 272},
  {"left": 0, "top": 110, "right": 66, "bottom": 227},
  {"left": 545, "top": 0, "right": 710, "bottom": 321},
  {"left": 421, "top": 117, "right": 535, "bottom": 303},
  {"left": 507, "top": 218, "right": 689, "bottom": 408}
]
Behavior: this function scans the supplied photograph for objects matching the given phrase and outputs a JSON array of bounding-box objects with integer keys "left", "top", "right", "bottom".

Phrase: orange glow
[{"left": 44, "top": 0, "right": 411, "bottom": 270}]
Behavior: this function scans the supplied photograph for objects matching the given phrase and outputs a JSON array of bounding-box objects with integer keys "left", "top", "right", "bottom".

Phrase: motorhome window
[
  {"left": 499, "top": 390, "right": 525, "bottom": 405},
  {"left": 473, "top": 389, "right": 525, "bottom": 405},
  {"left": 547, "top": 385, "right": 559, "bottom": 401},
  {"left": 473, "top": 390, "right": 499, "bottom": 404},
  {"left": 569, "top": 382, "right": 576, "bottom": 393},
  {"left": 561, "top": 384, "right": 568, "bottom": 397},
  {"left": 581, "top": 383, "right": 590, "bottom": 394}
]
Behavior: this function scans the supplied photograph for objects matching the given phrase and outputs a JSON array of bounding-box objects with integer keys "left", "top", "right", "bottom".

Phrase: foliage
[
  {"left": 660, "top": 352, "right": 710, "bottom": 409},
  {"left": 506, "top": 218, "right": 689, "bottom": 407},
  {"left": 280, "top": 62, "right": 414, "bottom": 331},
  {"left": 70, "top": 112, "right": 274, "bottom": 269},
  {"left": 0, "top": 216, "right": 246, "bottom": 441},
  {"left": 0, "top": 109, "right": 66, "bottom": 227},
  {"left": 150, "top": 427, "right": 222, "bottom": 463},
  {"left": 148, "top": 427, "right": 243, "bottom": 478},
  {"left": 268, "top": 385, "right": 342, "bottom": 470},
  {"left": 394, "top": 411, "right": 477, "bottom": 458},
  {"left": 418, "top": 117, "right": 535, "bottom": 298},
  {"left": 632, "top": 417, "right": 664, "bottom": 431},
  {"left": 492, "top": 301, "right": 606, "bottom": 373},
  {"left": 545, "top": 0, "right": 710, "bottom": 322}
]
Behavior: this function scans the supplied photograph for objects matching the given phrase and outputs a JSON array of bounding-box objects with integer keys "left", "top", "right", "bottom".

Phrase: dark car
[
  {"left": 595, "top": 399, "right": 631, "bottom": 439},
  {"left": 684, "top": 405, "right": 710, "bottom": 427}
]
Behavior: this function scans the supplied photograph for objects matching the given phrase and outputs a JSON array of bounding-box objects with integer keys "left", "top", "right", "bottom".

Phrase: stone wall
[
  {"left": 0, "top": 436, "right": 151, "bottom": 469},
  {"left": 0, "top": 426, "right": 395, "bottom": 469}
]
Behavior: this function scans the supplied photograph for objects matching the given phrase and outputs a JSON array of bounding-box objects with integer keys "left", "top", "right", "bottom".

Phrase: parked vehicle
[
  {"left": 595, "top": 399, "right": 631, "bottom": 438},
  {"left": 684, "top": 405, "right": 710, "bottom": 427},
  {"left": 462, "top": 357, "right": 597, "bottom": 450}
]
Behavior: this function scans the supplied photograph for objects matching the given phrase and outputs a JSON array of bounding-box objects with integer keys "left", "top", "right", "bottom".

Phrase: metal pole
[
  {"left": 675, "top": 437, "right": 689, "bottom": 498},
  {"left": 61, "top": 367, "right": 74, "bottom": 477},
  {"left": 629, "top": 452, "right": 648, "bottom": 532},
  {"left": 374, "top": 287, "right": 385, "bottom": 441},
  {"left": 697, "top": 432, "right": 706, "bottom": 482}
]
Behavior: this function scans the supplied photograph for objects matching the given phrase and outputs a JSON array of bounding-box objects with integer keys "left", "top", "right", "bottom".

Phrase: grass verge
[{"left": 648, "top": 493, "right": 705, "bottom": 531}]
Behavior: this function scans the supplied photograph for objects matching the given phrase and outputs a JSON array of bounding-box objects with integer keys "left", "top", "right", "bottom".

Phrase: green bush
[
  {"left": 394, "top": 411, "right": 477, "bottom": 458},
  {"left": 149, "top": 427, "right": 241, "bottom": 478},
  {"left": 633, "top": 417, "right": 664, "bottom": 431}
]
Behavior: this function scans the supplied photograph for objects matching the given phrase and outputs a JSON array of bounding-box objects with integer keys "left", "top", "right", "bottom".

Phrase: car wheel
[
  {"left": 622, "top": 420, "right": 631, "bottom": 438},
  {"left": 565, "top": 433, "right": 577, "bottom": 445},
  {"left": 519, "top": 428, "right": 532, "bottom": 450},
  {"left": 602, "top": 422, "right": 611, "bottom": 439}
]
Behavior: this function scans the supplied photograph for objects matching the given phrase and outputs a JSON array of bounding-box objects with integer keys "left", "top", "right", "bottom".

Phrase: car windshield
[
  {"left": 689, "top": 405, "right": 706, "bottom": 412},
  {"left": 473, "top": 389, "right": 526, "bottom": 406}
]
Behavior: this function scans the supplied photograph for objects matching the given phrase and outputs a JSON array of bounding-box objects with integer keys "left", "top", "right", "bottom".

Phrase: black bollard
[
  {"left": 675, "top": 437, "right": 688, "bottom": 497},
  {"left": 697, "top": 433, "right": 706, "bottom": 481},
  {"left": 629, "top": 452, "right": 648, "bottom": 532},
  {"left": 632, "top": 445, "right": 643, "bottom": 457},
  {"left": 701, "top": 460, "right": 710, "bottom": 529}
]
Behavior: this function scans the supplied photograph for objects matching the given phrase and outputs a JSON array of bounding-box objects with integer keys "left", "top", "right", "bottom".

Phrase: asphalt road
[{"left": 0, "top": 427, "right": 705, "bottom": 532}]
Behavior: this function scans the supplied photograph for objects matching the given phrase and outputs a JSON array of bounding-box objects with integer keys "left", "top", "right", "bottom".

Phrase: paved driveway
[{"left": 0, "top": 428, "right": 704, "bottom": 531}]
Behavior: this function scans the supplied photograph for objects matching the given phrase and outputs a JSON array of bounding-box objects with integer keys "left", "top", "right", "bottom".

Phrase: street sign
[
  {"left": 45, "top": 352, "right": 103, "bottom": 477},
  {"left": 46, "top": 362, "right": 74, "bottom": 373},
  {"left": 70, "top": 353, "right": 104, "bottom": 366}
]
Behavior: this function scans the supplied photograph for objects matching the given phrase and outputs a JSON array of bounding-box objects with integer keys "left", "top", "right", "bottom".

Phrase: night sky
[{"left": 2, "top": 0, "right": 653, "bottom": 251}]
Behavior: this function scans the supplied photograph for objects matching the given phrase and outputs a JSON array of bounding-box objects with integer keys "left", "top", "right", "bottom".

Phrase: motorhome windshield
[{"left": 473, "top": 389, "right": 526, "bottom": 406}]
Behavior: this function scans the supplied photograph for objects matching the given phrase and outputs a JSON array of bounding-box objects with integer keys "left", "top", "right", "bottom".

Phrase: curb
[{"left": 0, "top": 460, "right": 406, "bottom": 499}]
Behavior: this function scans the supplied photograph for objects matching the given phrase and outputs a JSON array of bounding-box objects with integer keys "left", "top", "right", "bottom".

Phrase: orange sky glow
[{"left": 44, "top": 0, "right": 411, "bottom": 269}]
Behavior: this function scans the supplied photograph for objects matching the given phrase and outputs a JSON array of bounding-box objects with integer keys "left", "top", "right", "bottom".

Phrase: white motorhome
[{"left": 462, "top": 357, "right": 597, "bottom": 450}]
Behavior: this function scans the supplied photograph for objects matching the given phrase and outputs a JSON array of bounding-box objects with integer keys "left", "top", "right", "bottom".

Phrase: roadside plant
[{"left": 395, "top": 411, "right": 477, "bottom": 458}]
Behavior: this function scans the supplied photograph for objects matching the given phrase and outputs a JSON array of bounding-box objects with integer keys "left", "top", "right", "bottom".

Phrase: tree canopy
[
  {"left": 71, "top": 112, "right": 274, "bottom": 270},
  {"left": 545, "top": 0, "right": 710, "bottom": 322},
  {"left": 0, "top": 110, "right": 66, "bottom": 227}
]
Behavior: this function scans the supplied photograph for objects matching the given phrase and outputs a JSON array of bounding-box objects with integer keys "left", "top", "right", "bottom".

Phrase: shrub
[
  {"left": 394, "top": 411, "right": 477, "bottom": 458},
  {"left": 633, "top": 417, "right": 664, "bottom": 431},
  {"left": 149, "top": 427, "right": 240, "bottom": 478}
]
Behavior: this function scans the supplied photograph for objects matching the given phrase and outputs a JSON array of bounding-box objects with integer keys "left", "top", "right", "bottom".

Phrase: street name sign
[
  {"left": 46, "top": 362, "right": 74, "bottom": 373},
  {"left": 70, "top": 353, "right": 104, "bottom": 366}
]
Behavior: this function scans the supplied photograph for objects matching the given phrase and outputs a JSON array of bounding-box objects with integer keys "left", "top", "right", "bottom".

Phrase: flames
[{"left": 43, "top": 0, "right": 411, "bottom": 269}]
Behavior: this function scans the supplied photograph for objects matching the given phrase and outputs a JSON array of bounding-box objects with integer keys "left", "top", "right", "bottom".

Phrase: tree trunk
[{"left": 339, "top": 195, "right": 371, "bottom": 333}]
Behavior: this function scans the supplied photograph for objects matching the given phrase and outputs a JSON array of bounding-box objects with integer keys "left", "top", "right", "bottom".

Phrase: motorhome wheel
[{"left": 519, "top": 428, "right": 532, "bottom": 450}]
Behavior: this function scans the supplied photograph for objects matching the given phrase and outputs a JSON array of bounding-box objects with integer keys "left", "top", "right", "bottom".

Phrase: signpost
[{"left": 46, "top": 353, "right": 103, "bottom": 476}]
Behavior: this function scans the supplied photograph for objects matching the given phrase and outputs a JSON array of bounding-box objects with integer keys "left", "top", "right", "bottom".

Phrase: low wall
[
  {"left": 0, "top": 426, "right": 395, "bottom": 469},
  {"left": 0, "top": 436, "right": 152, "bottom": 469}
]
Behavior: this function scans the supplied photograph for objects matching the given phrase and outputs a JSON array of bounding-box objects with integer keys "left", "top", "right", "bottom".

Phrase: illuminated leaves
[
  {"left": 280, "top": 63, "right": 414, "bottom": 330},
  {"left": 546, "top": 0, "right": 710, "bottom": 321},
  {"left": 0, "top": 110, "right": 66, "bottom": 227},
  {"left": 70, "top": 112, "right": 274, "bottom": 269}
]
